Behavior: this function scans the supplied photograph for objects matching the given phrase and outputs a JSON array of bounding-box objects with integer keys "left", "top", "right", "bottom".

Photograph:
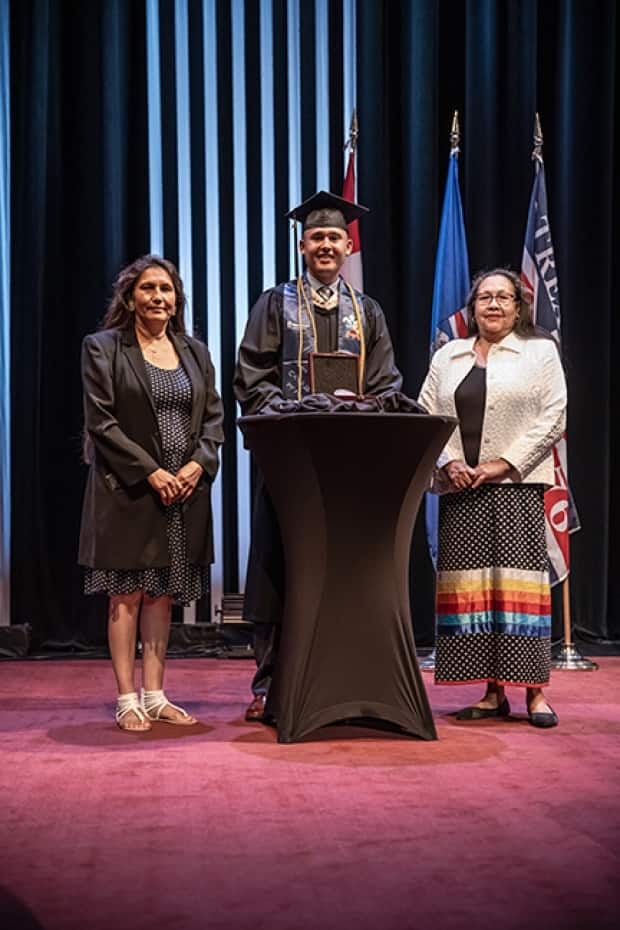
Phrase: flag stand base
[
  {"left": 418, "top": 648, "right": 436, "bottom": 671},
  {"left": 551, "top": 642, "right": 599, "bottom": 671}
]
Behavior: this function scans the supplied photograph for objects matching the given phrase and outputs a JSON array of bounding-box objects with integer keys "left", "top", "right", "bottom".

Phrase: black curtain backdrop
[
  {"left": 10, "top": 0, "right": 150, "bottom": 646},
  {"left": 9, "top": 0, "right": 618, "bottom": 649}
]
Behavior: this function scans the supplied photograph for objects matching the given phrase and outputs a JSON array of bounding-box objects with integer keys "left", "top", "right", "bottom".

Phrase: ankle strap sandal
[
  {"left": 115, "top": 691, "right": 151, "bottom": 731},
  {"left": 140, "top": 688, "right": 196, "bottom": 725}
]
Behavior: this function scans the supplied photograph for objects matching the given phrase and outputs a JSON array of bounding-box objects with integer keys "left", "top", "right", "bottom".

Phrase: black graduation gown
[
  {"left": 234, "top": 283, "right": 403, "bottom": 628},
  {"left": 233, "top": 285, "right": 402, "bottom": 415}
]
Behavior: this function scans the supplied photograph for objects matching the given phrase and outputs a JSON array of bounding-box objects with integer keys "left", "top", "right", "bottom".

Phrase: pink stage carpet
[{"left": 0, "top": 657, "right": 618, "bottom": 930}]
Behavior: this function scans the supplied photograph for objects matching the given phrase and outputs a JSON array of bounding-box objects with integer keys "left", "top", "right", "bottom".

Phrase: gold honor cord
[
  {"left": 343, "top": 280, "right": 366, "bottom": 394},
  {"left": 296, "top": 276, "right": 319, "bottom": 400},
  {"left": 295, "top": 277, "right": 365, "bottom": 398}
]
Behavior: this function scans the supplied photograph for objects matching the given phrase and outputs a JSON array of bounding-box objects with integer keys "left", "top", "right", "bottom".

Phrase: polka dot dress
[
  {"left": 85, "top": 361, "right": 207, "bottom": 606},
  {"left": 434, "top": 484, "right": 552, "bottom": 688}
]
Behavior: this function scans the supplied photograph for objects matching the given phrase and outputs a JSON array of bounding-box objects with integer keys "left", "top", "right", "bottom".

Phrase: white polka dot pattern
[
  {"left": 434, "top": 485, "right": 551, "bottom": 687},
  {"left": 438, "top": 485, "right": 548, "bottom": 573},
  {"left": 85, "top": 361, "right": 207, "bottom": 606},
  {"left": 435, "top": 632, "right": 551, "bottom": 686}
]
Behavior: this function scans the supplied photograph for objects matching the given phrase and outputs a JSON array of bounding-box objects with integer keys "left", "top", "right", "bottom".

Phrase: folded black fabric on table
[{"left": 259, "top": 391, "right": 428, "bottom": 416}]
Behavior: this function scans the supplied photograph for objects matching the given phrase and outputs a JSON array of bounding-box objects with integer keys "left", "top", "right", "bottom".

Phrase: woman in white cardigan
[{"left": 418, "top": 268, "right": 567, "bottom": 727}]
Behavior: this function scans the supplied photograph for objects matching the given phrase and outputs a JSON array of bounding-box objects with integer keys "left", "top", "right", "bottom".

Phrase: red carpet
[{"left": 0, "top": 657, "right": 618, "bottom": 930}]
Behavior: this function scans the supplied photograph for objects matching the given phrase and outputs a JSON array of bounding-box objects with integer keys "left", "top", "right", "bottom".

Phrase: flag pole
[
  {"left": 291, "top": 219, "right": 300, "bottom": 280},
  {"left": 552, "top": 563, "right": 598, "bottom": 670},
  {"left": 552, "top": 569, "right": 598, "bottom": 669},
  {"left": 532, "top": 110, "right": 543, "bottom": 161},
  {"left": 341, "top": 109, "right": 364, "bottom": 291},
  {"left": 420, "top": 109, "right": 462, "bottom": 673},
  {"left": 450, "top": 108, "right": 460, "bottom": 155},
  {"left": 528, "top": 112, "right": 598, "bottom": 672},
  {"left": 344, "top": 107, "right": 359, "bottom": 154}
]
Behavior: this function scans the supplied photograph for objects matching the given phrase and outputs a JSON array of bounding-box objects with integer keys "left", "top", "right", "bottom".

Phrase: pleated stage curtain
[{"left": 5, "top": 0, "right": 618, "bottom": 646}]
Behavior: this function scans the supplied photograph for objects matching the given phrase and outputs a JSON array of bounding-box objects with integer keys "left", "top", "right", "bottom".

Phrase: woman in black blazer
[{"left": 79, "top": 255, "right": 224, "bottom": 731}]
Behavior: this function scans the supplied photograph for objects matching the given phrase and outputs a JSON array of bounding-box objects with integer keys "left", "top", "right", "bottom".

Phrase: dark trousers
[
  {"left": 251, "top": 622, "right": 282, "bottom": 696},
  {"left": 244, "top": 477, "right": 284, "bottom": 697}
]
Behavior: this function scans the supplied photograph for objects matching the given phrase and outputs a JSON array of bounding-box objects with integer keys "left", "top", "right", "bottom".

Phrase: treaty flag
[
  {"left": 341, "top": 149, "right": 363, "bottom": 291},
  {"left": 520, "top": 155, "right": 580, "bottom": 585},
  {"left": 426, "top": 150, "right": 470, "bottom": 567}
]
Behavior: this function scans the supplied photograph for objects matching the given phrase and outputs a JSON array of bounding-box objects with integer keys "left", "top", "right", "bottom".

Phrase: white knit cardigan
[{"left": 417, "top": 331, "right": 567, "bottom": 491}]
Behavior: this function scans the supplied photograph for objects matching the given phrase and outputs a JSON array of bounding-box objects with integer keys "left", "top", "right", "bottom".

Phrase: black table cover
[{"left": 239, "top": 412, "right": 456, "bottom": 743}]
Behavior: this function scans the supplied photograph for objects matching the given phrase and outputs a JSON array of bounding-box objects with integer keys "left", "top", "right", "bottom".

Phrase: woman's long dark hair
[
  {"left": 83, "top": 256, "right": 188, "bottom": 463},
  {"left": 466, "top": 267, "right": 536, "bottom": 338},
  {"left": 101, "top": 254, "right": 187, "bottom": 333}
]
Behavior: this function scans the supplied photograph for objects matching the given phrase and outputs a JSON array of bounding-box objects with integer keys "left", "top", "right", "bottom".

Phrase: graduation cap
[{"left": 286, "top": 190, "right": 369, "bottom": 231}]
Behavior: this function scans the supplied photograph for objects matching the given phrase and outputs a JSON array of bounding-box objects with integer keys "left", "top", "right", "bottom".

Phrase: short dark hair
[
  {"left": 466, "top": 267, "right": 535, "bottom": 338},
  {"left": 101, "top": 255, "right": 187, "bottom": 333}
]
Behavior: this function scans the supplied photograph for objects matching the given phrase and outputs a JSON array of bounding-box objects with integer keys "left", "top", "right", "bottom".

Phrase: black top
[
  {"left": 454, "top": 364, "right": 487, "bottom": 467},
  {"left": 313, "top": 304, "right": 339, "bottom": 352}
]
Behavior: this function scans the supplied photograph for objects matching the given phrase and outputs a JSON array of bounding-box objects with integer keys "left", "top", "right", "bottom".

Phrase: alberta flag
[
  {"left": 521, "top": 155, "right": 580, "bottom": 584},
  {"left": 341, "top": 149, "right": 363, "bottom": 291},
  {"left": 426, "top": 150, "right": 470, "bottom": 567}
]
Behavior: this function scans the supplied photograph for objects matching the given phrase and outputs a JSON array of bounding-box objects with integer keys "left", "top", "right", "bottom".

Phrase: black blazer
[{"left": 78, "top": 327, "right": 224, "bottom": 570}]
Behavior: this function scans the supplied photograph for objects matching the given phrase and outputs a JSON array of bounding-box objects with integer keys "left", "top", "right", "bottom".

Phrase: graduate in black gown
[{"left": 233, "top": 192, "right": 403, "bottom": 721}]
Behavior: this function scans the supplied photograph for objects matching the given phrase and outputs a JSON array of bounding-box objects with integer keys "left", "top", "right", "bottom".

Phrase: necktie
[{"left": 317, "top": 285, "right": 332, "bottom": 303}]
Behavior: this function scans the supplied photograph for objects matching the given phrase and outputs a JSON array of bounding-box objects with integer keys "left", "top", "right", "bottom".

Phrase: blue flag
[
  {"left": 521, "top": 156, "right": 580, "bottom": 584},
  {"left": 426, "top": 151, "right": 470, "bottom": 567}
]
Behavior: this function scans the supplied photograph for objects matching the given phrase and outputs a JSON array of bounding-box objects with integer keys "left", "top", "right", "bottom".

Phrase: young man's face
[{"left": 299, "top": 226, "right": 353, "bottom": 284}]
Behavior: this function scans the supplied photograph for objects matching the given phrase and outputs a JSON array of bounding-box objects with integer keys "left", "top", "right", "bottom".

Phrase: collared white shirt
[
  {"left": 306, "top": 271, "right": 340, "bottom": 292},
  {"left": 418, "top": 331, "right": 567, "bottom": 488}
]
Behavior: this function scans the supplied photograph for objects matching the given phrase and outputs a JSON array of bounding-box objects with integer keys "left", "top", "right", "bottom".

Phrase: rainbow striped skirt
[{"left": 434, "top": 485, "right": 551, "bottom": 687}]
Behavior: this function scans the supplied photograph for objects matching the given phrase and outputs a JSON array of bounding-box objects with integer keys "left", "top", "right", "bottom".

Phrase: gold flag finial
[
  {"left": 533, "top": 112, "right": 544, "bottom": 161},
  {"left": 345, "top": 108, "right": 359, "bottom": 153},
  {"left": 450, "top": 110, "right": 460, "bottom": 155}
]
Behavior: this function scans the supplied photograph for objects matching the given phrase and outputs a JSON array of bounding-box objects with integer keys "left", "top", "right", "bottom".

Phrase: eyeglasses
[{"left": 476, "top": 292, "right": 517, "bottom": 308}]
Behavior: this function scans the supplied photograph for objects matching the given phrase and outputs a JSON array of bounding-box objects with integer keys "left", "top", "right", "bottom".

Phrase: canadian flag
[{"left": 341, "top": 150, "right": 363, "bottom": 291}]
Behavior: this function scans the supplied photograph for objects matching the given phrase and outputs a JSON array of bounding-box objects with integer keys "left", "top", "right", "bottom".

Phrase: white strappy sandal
[
  {"left": 140, "top": 688, "right": 197, "bottom": 726},
  {"left": 115, "top": 691, "right": 152, "bottom": 732}
]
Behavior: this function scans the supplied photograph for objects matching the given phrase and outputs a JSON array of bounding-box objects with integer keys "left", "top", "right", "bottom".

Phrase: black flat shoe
[
  {"left": 456, "top": 698, "right": 510, "bottom": 720},
  {"left": 527, "top": 705, "right": 558, "bottom": 728}
]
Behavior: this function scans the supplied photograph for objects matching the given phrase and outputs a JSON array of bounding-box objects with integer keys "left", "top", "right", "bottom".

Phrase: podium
[{"left": 239, "top": 412, "right": 456, "bottom": 743}]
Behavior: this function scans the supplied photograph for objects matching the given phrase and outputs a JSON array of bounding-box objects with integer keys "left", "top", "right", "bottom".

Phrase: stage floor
[{"left": 1, "top": 658, "right": 618, "bottom": 930}]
